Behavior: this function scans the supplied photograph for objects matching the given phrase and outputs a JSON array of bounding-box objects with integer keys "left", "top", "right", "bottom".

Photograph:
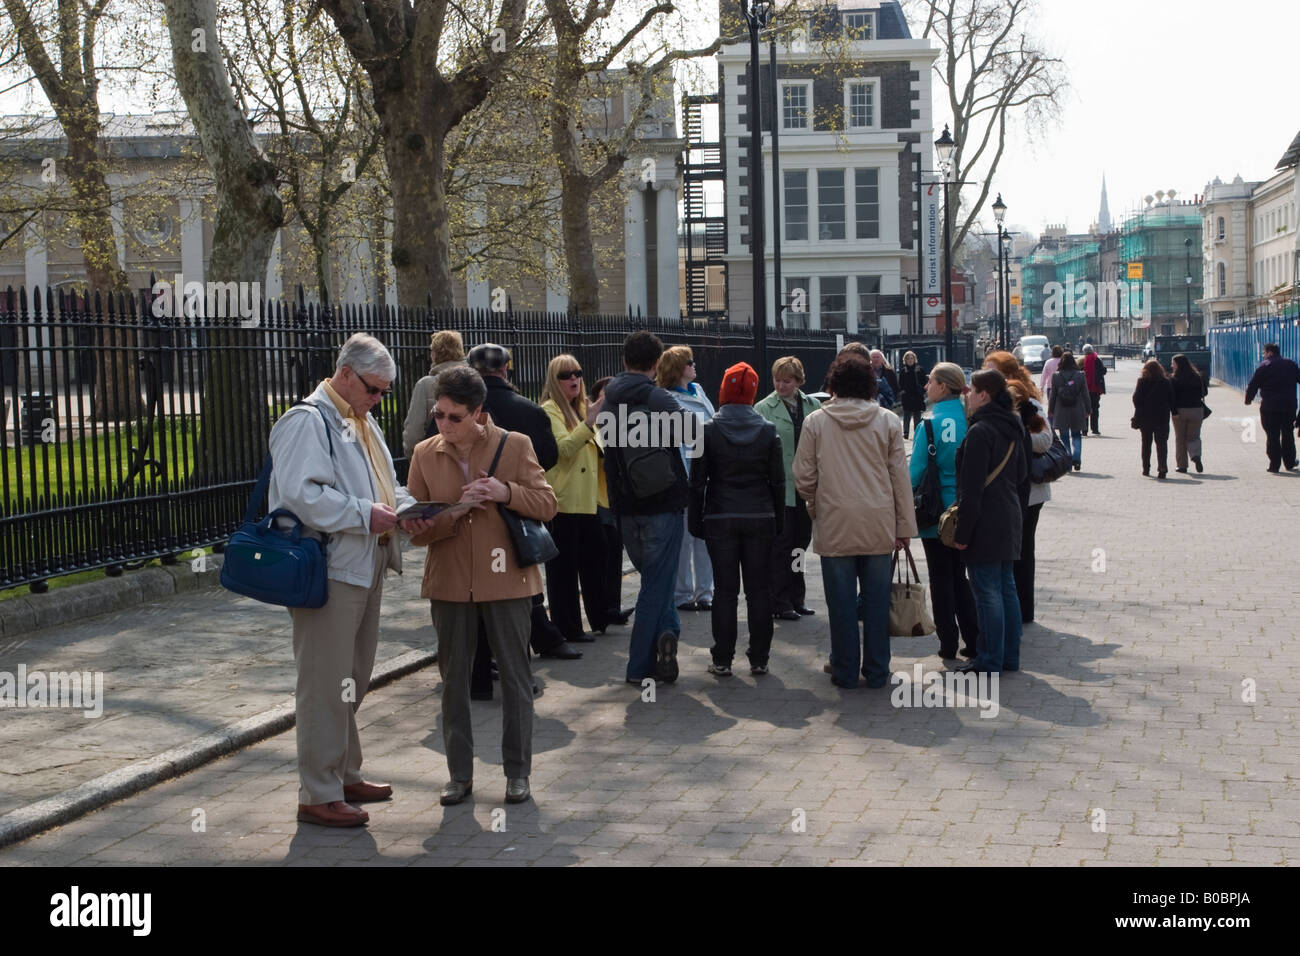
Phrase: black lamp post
[
  {"left": 1184, "top": 236, "right": 1193, "bottom": 334},
  {"left": 935, "top": 124, "right": 957, "bottom": 358},
  {"left": 992, "top": 192, "right": 1007, "bottom": 347},
  {"left": 741, "top": 0, "right": 773, "bottom": 371},
  {"left": 769, "top": 22, "right": 782, "bottom": 333}
]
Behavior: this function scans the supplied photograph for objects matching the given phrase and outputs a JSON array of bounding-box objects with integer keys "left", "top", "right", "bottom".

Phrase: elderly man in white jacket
[{"left": 269, "top": 333, "right": 416, "bottom": 828}]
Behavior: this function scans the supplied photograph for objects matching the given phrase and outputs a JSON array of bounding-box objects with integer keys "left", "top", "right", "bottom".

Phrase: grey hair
[
  {"left": 335, "top": 333, "right": 397, "bottom": 380},
  {"left": 433, "top": 364, "right": 487, "bottom": 412},
  {"left": 1082, "top": 343, "right": 1094, "bottom": 354}
]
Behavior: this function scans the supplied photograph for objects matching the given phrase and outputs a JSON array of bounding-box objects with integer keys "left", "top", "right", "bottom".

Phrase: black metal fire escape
[{"left": 682, "top": 94, "right": 727, "bottom": 322}]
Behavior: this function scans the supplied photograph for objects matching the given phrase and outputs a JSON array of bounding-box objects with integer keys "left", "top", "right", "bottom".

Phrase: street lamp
[
  {"left": 935, "top": 124, "right": 957, "bottom": 358},
  {"left": 1184, "top": 236, "right": 1193, "bottom": 335},
  {"left": 992, "top": 192, "right": 1007, "bottom": 347},
  {"left": 741, "top": 0, "right": 773, "bottom": 372}
]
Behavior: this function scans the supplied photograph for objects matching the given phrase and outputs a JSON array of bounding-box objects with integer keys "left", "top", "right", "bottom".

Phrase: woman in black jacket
[
  {"left": 897, "top": 351, "right": 928, "bottom": 439},
  {"left": 1133, "top": 359, "right": 1177, "bottom": 478},
  {"left": 1170, "top": 353, "right": 1209, "bottom": 473},
  {"left": 954, "top": 369, "right": 1029, "bottom": 676},
  {"left": 688, "top": 362, "right": 785, "bottom": 677}
]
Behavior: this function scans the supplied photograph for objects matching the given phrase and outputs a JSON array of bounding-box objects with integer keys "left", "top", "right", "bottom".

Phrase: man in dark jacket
[
  {"left": 688, "top": 362, "right": 784, "bottom": 676},
  {"left": 953, "top": 369, "right": 1028, "bottom": 676},
  {"left": 1081, "top": 344, "right": 1107, "bottom": 435},
  {"left": 601, "top": 331, "right": 690, "bottom": 684},
  {"left": 466, "top": 344, "right": 580, "bottom": 702},
  {"left": 1244, "top": 343, "right": 1300, "bottom": 472}
]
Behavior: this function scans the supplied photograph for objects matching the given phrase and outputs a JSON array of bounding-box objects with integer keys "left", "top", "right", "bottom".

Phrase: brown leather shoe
[
  {"left": 297, "top": 801, "right": 369, "bottom": 827},
  {"left": 343, "top": 781, "right": 393, "bottom": 803}
]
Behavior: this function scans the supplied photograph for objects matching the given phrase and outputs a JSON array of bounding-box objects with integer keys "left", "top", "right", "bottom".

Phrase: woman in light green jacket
[
  {"left": 539, "top": 354, "right": 608, "bottom": 642},
  {"left": 754, "top": 356, "right": 821, "bottom": 621}
]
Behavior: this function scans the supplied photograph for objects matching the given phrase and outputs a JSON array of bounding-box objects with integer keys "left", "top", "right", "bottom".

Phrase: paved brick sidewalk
[{"left": 2, "top": 360, "right": 1296, "bottom": 866}]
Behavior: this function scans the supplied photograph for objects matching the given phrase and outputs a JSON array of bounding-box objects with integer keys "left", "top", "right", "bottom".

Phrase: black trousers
[
  {"left": 600, "top": 513, "right": 626, "bottom": 617},
  {"left": 545, "top": 512, "right": 609, "bottom": 640},
  {"left": 1140, "top": 427, "right": 1169, "bottom": 474},
  {"left": 472, "top": 592, "right": 561, "bottom": 696},
  {"left": 1261, "top": 408, "right": 1299, "bottom": 470},
  {"left": 1013, "top": 502, "right": 1043, "bottom": 624},
  {"left": 1089, "top": 392, "right": 1102, "bottom": 434},
  {"left": 900, "top": 407, "right": 924, "bottom": 439},
  {"left": 769, "top": 500, "right": 812, "bottom": 613},
  {"left": 920, "top": 536, "right": 979, "bottom": 657},
  {"left": 704, "top": 517, "right": 775, "bottom": 666}
]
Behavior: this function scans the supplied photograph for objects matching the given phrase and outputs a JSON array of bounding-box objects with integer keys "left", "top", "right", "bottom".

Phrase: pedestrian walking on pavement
[
  {"left": 1049, "top": 350, "right": 1090, "bottom": 470},
  {"left": 602, "top": 331, "right": 692, "bottom": 686},
  {"left": 870, "top": 350, "right": 902, "bottom": 413},
  {"left": 270, "top": 333, "right": 416, "bottom": 828},
  {"left": 689, "top": 362, "right": 784, "bottom": 677},
  {"left": 405, "top": 365, "right": 558, "bottom": 808},
  {"left": 1170, "top": 353, "right": 1208, "bottom": 473},
  {"left": 402, "top": 329, "right": 466, "bottom": 458},
  {"left": 795, "top": 353, "right": 916, "bottom": 689},
  {"left": 659, "top": 346, "right": 716, "bottom": 613},
  {"left": 755, "top": 356, "right": 821, "bottom": 621},
  {"left": 1040, "top": 345, "right": 1063, "bottom": 424},
  {"left": 539, "top": 354, "right": 609, "bottom": 643},
  {"left": 1132, "top": 358, "right": 1176, "bottom": 478},
  {"left": 589, "top": 376, "right": 635, "bottom": 628},
  {"left": 897, "top": 351, "right": 928, "bottom": 439},
  {"left": 953, "top": 369, "right": 1029, "bottom": 676},
  {"left": 908, "top": 362, "right": 979, "bottom": 659},
  {"left": 983, "top": 352, "right": 1054, "bottom": 625},
  {"left": 1081, "top": 344, "right": 1107, "bottom": 435},
  {"left": 1244, "top": 342, "right": 1300, "bottom": 473}
]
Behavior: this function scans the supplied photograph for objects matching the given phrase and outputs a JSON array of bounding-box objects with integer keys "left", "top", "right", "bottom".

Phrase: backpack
[
  {"left": 1056, "top": 374, "right": 1081, "bottom": 407},
  {"left": 614, "top": 401, "right": 679, "bottom": 499}
]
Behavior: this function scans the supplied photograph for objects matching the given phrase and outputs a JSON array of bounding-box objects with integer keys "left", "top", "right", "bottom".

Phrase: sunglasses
[
  {"left": 557, "top": 369, "right": 583, "bottom": 381},
  {"left": 433, "top": 410, "right": 470, "bottom": 424},
  {"left": 354, "top": 370, "right": 392, "bottom": 398}
]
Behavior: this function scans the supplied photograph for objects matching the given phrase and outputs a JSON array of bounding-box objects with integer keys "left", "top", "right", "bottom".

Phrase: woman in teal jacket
[
  {"left": 754, "top": 356, "right": 822, "bottom": 620},
  {"left": 908, "top": 362, "right": 979, "bottom": 660}
]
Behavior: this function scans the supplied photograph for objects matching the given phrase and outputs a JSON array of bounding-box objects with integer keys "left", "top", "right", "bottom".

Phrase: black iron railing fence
[{"left": 3, "top": 283, "right": 973, "bottom": 591}]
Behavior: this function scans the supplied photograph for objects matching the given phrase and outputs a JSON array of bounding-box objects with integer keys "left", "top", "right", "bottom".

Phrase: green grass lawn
[
  {"left": 0, "top": 546, "right": 217, "bottom": 600},
  {"left": 3, "top": 420, "right": 198, "bottom": 507}
]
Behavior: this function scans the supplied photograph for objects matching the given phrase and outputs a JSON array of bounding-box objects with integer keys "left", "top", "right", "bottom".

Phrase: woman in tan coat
[
  {"left": 404, "top": 365, "right": 558, "bottom": 808},
  {"left": 794, "top": 353, "right": 915, "bottom": 689}
]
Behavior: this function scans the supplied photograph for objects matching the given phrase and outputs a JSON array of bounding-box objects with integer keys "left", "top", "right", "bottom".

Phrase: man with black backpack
[{"left": 601, "top": 331, "right": 692, "bottom": 685}]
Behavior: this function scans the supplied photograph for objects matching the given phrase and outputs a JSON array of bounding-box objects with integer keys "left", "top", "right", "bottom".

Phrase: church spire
[{"left": 1098, "top": 174, "right": 1112, "bottom": 233}]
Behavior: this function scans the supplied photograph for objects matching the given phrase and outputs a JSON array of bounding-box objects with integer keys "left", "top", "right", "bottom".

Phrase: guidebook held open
[{"left": 396, "top": 501, "right": 468, "bottom": 521}]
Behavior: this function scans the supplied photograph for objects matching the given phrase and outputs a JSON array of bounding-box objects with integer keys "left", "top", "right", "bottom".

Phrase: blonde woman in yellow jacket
[{"left": 540, "top": 354, "right": 610, "bottom": 641}]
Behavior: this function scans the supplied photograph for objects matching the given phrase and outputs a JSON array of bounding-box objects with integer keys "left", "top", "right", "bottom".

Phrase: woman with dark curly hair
[
  {"left": 793, "top": 353, "right": 915, "bottom": 689},
  {"left": 1133, "top": 359, "right": 1176, "bottom": 478}
]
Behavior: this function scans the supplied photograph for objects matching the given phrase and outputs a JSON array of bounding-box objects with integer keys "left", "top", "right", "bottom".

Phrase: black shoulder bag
[
  {"left": 913, "top": 418, "right": 945, "bottom": 529},
  {"left": 487, "top": 433, "right": 560, "bottom": 567}
]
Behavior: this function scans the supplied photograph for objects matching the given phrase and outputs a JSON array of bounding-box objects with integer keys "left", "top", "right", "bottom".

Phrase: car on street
[
  {"left": 1013, "top": 335, "right": 1051, "bottom": 372},
  {"left": 1142, "top": 338, "right": 1156, "bottom": 360}
]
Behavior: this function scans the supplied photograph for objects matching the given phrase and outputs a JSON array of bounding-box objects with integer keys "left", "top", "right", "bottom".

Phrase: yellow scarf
[{"left": 321, "top": 379, "right": 396, "bottom": 511}]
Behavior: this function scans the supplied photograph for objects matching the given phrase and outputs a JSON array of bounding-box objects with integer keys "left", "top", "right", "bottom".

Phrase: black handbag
[
  {"left": 1201, "top": 400, "right": 1212, "bottom": 420},
  {"left": 487, "top": 433, "right": 560, "bottom": 567},
  {"left": 913, "top": 418, "right": 945, "bottom": 528},
  {"left": 1031, "top": 435, "right": 1073, "bottom": 483}
]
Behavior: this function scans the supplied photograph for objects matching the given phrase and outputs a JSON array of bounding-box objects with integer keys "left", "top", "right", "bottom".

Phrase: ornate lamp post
[
  {"left": 741, "top": 0, "right": 773, "bottom": 370},
  {"left": 935, "top": 124, "right": 958, "bottom": 358}
]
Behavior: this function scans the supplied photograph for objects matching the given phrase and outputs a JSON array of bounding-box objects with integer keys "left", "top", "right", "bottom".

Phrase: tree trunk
[
  {"left": 560, "top": 171, "right": 601, "bottom": 314},
  {"left": 162, "top": 0, "right": 284, "bottom": 483}
]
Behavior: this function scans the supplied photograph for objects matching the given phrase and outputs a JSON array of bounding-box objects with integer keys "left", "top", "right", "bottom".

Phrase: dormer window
[{"left": 843, "top": 11, "right": 876, "bottom": 39}]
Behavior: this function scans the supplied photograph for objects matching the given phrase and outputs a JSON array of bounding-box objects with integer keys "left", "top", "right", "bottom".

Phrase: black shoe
[
  {"left": 1157, "top": 471, "right": 1167, "bottom": 479},
  {"left": 774, "top": 609, "right": 801, "bottom": 621},
  {"left": 1193, "top": 457, "right": 1203, "bottom": 473},
  {"left": 626, "top": 675, "right": 653, "bottom": 685},
  {"left": 1176, "top": 467, "right": 1188, "bottom": 473},
  {"left": 1073, "top": 461, "right": 1081, "bottom": 471},
  {"left": 538, "top": 641, "right": 583, "bottom": 660},
  {"left": 569, "top": 632, "right": 597, "bottom": 643},
  {"left": 960, "top": 646, "right": 977, "bottom": 659},
  {"left": 655, "top": 630, "right": 679, "bottom": 683},
  {"left": 830, "top": 676, "right": 858, "bottom": 689},
  {"left": 696, "top": 599, "right": 712, "bottom": 611},
  {"left": 611, "top": 608, "right": 635, "bottom": 624},
  {"left": 794, "top": 606, "right": 816, "bottom": 616},
  {"left": 954, "top": 663, "right": 984, "bottom": 675},
  {"left": 938, "top": 646, "right": 958, "bottom": 659},
  {"left": 1268, "top": 466, "right": 1281, "bottom": 473},
  {"left": 676, "top": 601, "right": 698, "bottom": 612},
  {"left": 1142, "top": 468, "right": 1150, "bottom": 476}
]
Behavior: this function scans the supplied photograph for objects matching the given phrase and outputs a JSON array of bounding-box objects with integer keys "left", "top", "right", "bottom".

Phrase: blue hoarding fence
[{"left": 1208, "top": 307, "right": 1300, "bottom": 392}]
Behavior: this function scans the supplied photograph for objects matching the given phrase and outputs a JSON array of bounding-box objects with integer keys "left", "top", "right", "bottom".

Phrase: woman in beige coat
[
  {"left": 794, "top": 353, "right": 916, "bottom": 689},
  {"left": 404, "top": 365, "right": 558, "bottom": 808}
]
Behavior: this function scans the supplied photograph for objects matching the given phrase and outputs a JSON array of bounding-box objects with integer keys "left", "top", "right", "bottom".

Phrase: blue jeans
[
  {"left": 620, "top": 511, "right": 684, "bottom": 680},
  {"left": 965, "top": 560, "right": 1022, "bottom": 673},
  {"left": 821, "top": 553, "right": 893, "bottom": 687},
  {"left": 1058, "top": 426, "right": 1082, "bottom": 465}
]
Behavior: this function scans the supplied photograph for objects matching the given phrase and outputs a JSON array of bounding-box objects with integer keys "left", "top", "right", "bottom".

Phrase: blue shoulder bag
[{"left": 219, "top": 401, "right": 332, "bottom": 608}]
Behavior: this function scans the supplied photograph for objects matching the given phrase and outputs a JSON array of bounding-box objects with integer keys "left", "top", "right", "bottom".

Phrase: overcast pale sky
[{"left": 988, "top": 0, "right": 1299, "bottom": 238}]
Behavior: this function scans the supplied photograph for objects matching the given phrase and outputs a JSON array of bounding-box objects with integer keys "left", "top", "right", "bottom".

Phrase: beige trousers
[
  {"left": 1172, "top": 406, "right": 1204, "bottom": 469},
  {"left": 289, "top": 551, "right": 388, "bottom": 805}
]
